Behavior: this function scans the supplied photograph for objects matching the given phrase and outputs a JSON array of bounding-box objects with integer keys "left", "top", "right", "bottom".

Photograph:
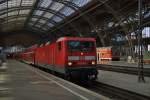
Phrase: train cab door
[{"left": 97, "top": 53, "right": 100, "bottom": 63}]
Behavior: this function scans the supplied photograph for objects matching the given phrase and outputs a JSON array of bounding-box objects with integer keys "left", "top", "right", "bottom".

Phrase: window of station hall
[{"left": 142, "top": 27, "right": 150, "bottom": 38}]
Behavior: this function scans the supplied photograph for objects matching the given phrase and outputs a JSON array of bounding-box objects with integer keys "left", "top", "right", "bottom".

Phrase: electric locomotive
[
  {"left": 97, "top": 46, "right": 120, "bottom": 64},
  {"left": 21, "top": 37, "right": 98, "bottom": 81}
]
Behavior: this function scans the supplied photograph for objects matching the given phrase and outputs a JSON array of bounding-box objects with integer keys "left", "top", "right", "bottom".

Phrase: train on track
[
  {"left": 19, "top": 37, "right": 98, "bottom": 81},
  {"left": 96, "top": 46, "right": 120, "bottom": 63},
  {"left": 96, "top": 46, "right": 150, "bottom": 64}
]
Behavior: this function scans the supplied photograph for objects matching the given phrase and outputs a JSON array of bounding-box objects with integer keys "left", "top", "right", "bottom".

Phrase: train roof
[{"left": 57, "top": 37, "right": 95, "bottom": 42}]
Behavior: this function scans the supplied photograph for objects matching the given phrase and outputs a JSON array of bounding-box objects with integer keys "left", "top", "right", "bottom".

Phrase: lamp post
[{"left": 138, "top": 0, "right": 145, "bottom": 82}]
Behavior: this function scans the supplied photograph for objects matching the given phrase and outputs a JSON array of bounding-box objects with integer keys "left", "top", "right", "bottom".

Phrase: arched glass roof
[{"left": 0, "top": 0, "right": 92, "bottom": 32}]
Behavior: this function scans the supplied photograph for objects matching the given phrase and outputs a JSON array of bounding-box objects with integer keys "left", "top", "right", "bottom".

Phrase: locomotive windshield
[{"left": 67, "top": 40, "right": 94, "bottom": 52}]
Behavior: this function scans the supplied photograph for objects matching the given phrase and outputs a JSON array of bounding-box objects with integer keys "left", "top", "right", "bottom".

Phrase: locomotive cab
[
  {"left": 22, "top": 37, "right": 98, "bottom": 82},
  {"left": 67, "top": 40, "right": 96, "bottom": 66},
  {"left": 63, "top": 38, "right": 98, "bottom": 80}
]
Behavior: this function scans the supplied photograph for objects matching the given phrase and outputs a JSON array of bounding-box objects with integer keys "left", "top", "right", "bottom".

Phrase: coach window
[{"left": 58, "top": 42, "right": 62, "bottom": 51}]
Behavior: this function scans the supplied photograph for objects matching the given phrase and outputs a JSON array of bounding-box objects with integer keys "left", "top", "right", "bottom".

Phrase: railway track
[
  {"left": 97, "top": 64, "right": 150, "bottom": 77},
  {"left": 88, "top": 81, "right": 150, "bottom": 100}
]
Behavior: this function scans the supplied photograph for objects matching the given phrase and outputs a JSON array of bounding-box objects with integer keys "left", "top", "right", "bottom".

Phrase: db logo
[{"left": 80, "top": 56, "right": 84, "bottom": 60}]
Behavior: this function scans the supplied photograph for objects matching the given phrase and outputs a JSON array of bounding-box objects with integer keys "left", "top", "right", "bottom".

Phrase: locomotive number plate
[
  {"left": 78, "top": 62, "right": 86, "bottom": 64},
  {"left": 80, "top": 56, "right": 85, "bottom": 60}
]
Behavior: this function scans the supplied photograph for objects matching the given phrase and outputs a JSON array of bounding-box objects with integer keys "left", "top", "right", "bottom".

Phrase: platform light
[
  {"left": 92, "top": 61, "right": 95, "bottom": 65},
  {"left": 68, "top": 62, "right": 72, "bottom": 66}
]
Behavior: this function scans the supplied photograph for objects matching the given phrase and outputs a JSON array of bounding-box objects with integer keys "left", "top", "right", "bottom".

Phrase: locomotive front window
[{"left": 67, "top": 40, "right": 94, "bottom": 52}]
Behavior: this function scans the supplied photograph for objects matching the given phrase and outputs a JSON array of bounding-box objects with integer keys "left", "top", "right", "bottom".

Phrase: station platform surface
[
  {"left": 98, "top": 70, "right": 150, "bottom": 97},
  {"left": 98, "top": 61, "right": 150, "bottom": 68},
  {"left": 0, "top": 60, "right": 110, "bottom": 100}
]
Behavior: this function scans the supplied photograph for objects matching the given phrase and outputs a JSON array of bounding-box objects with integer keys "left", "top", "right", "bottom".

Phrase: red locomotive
[
  {"left": 20, "top": 37, "right": 98, "bottom": 80},
  {"left": 97, "top": 46, "right": 120, "bottom": 64}
]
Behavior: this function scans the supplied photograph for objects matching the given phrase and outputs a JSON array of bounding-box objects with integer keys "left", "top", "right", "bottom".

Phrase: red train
[
  {"left": 97, "top": 46, "right": 120, "bottom": 64},
  {"left": 20, "top": 37, "right": 98, "bottom": 80}
]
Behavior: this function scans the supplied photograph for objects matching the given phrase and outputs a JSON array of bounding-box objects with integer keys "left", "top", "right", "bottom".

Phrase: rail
[
  {"left": 97, "top": 64, "right": 150, "bottom": 77},
  {"left": 88, "top": 81, "right": 150, "bottom": 100}
]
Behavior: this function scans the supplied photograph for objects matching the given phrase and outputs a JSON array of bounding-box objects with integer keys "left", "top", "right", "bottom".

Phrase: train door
[
  {"left": 97, "top": 53, "right": 100, "bottom": 62},
  {"left": 96, "top": 49, "right": 101, "bottom": 64}
]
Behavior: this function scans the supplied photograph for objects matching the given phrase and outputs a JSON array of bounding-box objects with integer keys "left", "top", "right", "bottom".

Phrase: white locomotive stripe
[
  {"left": 68, "top": 56, "right": 95, "bottom": 60},
  {"left": 68, "top": 56, "right": 80, "bottom": 60},
  {"left": 26, "top": 66, "right": 89, "bottom": 100}
]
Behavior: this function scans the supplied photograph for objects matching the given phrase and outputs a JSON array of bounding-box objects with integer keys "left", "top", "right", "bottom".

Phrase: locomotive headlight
[
  {"left": 68, "top": 62, "right": 72, "bottom": 66},
  {"left": 92, "top": 61, "right": 95, "bottom": 65}
]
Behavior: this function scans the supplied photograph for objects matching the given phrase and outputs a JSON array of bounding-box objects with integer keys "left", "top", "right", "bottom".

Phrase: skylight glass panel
[
  {"left": 22, "top": 0, "right": 35, "bottom": 6},
  {"left": 34, "top": 10, "right": 44, "bottom": 16},
  {"left": 47, "top": 22, "right": 54, "bottom": 27},
  {"left": 35, "top": 24, "right": 41, "bottom": 28},
  {"left": 61, "top": 7, "right": 75, "bottom": 16},
  {"left": 28, "top": 23, "right": 33, "bottom": 26},
  {"left": 39, "top": 19, "right": 46, "bottom": 24},
  {"left": 31, "top": 27, "right": 37, "bottom": 31},
  {"left": 0, "top": 14, "right": 7, "bottom": 18},
  {"left": 17, "top": 17, "right": 26, "bottom": 21},
  {"left": 31, "top": 18, "right": 38, "bottom": 22},
  {"left": 72, "top": 0, "right": 91, "bottom": 7},
  {"left": 144, "top": 11, "right": 150, "bottom": 18},
  {"left": 39, "top": 0, "right": 52, "bottom": 8},
  {"left": 142, "top": 27, "right": 150, "bottom": 38},
  {"left": 0, "top": 2, "right": 6, "bottom": 10},
  {"left": 8, "top": 11, "right": 18, "bottom": 16},
  {"left": 8, "top": 0, "right": 21, "bottom": 8},
  {"left": 42, "top": 27, "right": 48, "bottom": 31},
  {"left": 52, "top": 16, "right": 62, "bottom": 22},
  {"left": 43, "top": 12, "right": 53, "bottom": 18},
  {"left": 7, "top": 18, "right": 17, "bottom": 23},
  {"left": 19, "top": 9, "right": 30, "bottom": 15},
  {"left": 31, "top": 27, "right": 41, "bottom": 32},
  {"left": 50, "top": 2, "right": 64, "bottom": 11},
  {"left": 0, "top": 10, "right": 7, "bottom": 15}
]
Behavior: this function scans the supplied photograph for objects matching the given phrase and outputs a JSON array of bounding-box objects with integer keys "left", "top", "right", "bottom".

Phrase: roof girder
[
  {"left": 52, "top": 0, "right": 79, "bottom": 10},
  {"left": 0, "top": 6, "right": 31, "bottom": 16},
  {"left": 1, "top": 14, "right": 56, "bottom": 30},
  {"left": 24, "top": 0, "right": 81, "bottom": 31},
  {"left": 0, "top": 6, "right": 66, "bottom": 19}
]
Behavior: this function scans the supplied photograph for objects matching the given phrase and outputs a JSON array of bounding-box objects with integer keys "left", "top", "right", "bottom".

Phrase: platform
[
  {"left": 98, "top": 61, "right": 150, "bottom": 68},
  {"left": 98, "top": 70, "right": 150, "bottom": 97},
  {"left": 0, "top": 60, "right": 110, "bottom": 100}
]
